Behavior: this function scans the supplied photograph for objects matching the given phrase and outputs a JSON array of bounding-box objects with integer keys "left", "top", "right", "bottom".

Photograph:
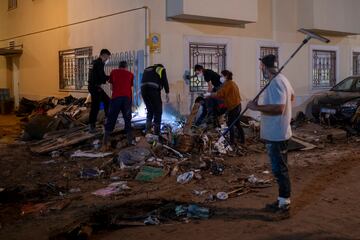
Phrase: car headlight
[{"left": 342, "top": 100, "right": 360, "bottom": 108}]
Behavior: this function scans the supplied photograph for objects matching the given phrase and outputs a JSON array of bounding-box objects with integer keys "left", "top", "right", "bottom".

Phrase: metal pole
[{"left": 221, "top": 36, "right": 311, "bottom": 138}]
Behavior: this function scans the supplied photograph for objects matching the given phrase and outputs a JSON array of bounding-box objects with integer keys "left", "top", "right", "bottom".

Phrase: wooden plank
[
  {"left": 183, "top": 102, "right": 200, "bottom": 134},
  {"left": 30, "top": 131, "right": 99, "bottom": 154}
]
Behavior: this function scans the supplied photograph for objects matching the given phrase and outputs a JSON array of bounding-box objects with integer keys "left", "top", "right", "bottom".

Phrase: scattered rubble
[
  {"left": 2, "top": 96, "right": 358, "bottom": 239},
  {"left": 92, "top": 181, "right": 130, "bottom": 197},
  {"left": 177, "top": 171, "right": 194, "bottom": 184},
  {"left": 135, "top": 166, "right": 166, "bottom": 182}
]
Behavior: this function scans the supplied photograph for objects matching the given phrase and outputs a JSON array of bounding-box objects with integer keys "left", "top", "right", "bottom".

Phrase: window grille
[
  {"left": 259, "top": 46, "right": 279, "bottom": 88},
  {"left": 312, "top": 50, "right": 336, "bottom": 88},
  {"left": 59, "top": 47, "right": 92, "bottom": 91},
  {"left": 189, "top": 43, "right": 226, "bottom": 92}
]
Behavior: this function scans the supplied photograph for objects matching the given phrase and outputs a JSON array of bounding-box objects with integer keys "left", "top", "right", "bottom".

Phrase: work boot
[
  {"left": 154, "top": 124, "right": 161, "bottom": 136},
  {"left": 145, "top": 121, "right": 152, "bottom": 134}
]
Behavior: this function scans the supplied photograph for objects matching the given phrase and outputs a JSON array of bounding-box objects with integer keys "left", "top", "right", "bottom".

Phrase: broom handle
[{"left": 221, "top": 37, "right": 310, "bottom": 138}]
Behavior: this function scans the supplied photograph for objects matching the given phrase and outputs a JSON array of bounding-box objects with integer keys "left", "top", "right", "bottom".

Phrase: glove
[
  {"left": 165, "top": 94, "right": 170, "bottom": 103},
  {"left": 204, "top": 92, "right": 211, "bottom": 97}
]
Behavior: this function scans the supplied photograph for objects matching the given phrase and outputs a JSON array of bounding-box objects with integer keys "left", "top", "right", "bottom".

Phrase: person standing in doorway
[
  {"left": 88, "top": 49, "right": 111, "bottom": 133},
  {"left": 247, "top": 54, "right": 295, "bottom": 214},
  {"left": 102, "top": 61, "right": 134, "bottom": 149},
  {"left": 205, "top": 70, "right": 245, "bottom": 144},
  {"left": 141, "top": 64, "right": 170, "bottom": 136}
]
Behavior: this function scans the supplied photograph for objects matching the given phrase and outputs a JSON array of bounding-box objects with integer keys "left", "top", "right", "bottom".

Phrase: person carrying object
[
  {"left": 205, "top": 70, "right": 245, "bottom": 144},
  {"left": 141, "top": 64, "right": 170, "bottom": 136},
  {"left": 247, "top": 54, "right": 295, "bottom": 214},
  {"left": 102, "top": 61, "right": 134, "bottom": 150},
  {"left": 88, "top": 49, "right": 111, "bottom": 133}
]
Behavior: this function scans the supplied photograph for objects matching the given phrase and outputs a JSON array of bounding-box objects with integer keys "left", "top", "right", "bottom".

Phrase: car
[{"left": 311, "top": 76, "right": 360, "bottom": 124}]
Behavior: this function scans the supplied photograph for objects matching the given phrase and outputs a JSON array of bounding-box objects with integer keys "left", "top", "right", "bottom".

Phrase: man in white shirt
[{"left": 247, "top": 54, "right": 295, "bottom": 214}]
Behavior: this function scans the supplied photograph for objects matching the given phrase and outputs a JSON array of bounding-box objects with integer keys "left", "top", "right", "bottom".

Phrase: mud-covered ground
[{"left": 0, "top": 115, "right": 359, "bottom": 240}]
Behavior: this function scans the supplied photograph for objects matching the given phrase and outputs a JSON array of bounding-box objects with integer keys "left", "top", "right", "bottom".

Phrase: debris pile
[
  {"left": 5, "top": 96, "right": 355, "bottom": 237},
  {"left": 18, "top": 96, "right": 90, "bottom": 140}
]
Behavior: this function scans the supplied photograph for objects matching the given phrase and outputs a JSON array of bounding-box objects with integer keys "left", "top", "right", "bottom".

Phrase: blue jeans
[
  {"left": 105, "top": 96, "right": 132, "bottom": 140},
  {"left": 266, "top": 140, "right": 291, "bottom": 198}
]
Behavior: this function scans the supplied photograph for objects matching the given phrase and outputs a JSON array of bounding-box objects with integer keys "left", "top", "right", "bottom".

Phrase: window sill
[{"left": 59, "top": 89, "right": 88, "bottom": 93}]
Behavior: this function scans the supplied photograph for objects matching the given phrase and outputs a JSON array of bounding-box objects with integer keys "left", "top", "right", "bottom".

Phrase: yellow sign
[{"left": 148, "top": 33, "right": 161, "bottom": 53}]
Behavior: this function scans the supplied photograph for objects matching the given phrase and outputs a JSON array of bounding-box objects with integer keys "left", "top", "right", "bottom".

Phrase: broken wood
[
  {"left": 183, "top": 102, "right": 200, "bottom": 134},
  {"left": 30, "top": 129, "right": 100, "bottom": 154}
]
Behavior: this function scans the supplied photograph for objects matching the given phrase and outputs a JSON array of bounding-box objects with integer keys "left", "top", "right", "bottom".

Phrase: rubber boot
[
  {"left": 154, "top": 123, "right": 161, "bottom": 136},
  {"left": 145, "top": 120, "right": 152, "bottom": 134}
]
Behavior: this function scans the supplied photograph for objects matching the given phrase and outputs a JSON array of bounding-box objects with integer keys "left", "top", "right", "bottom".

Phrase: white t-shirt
[{"left": 260, "top": 74, "right": 294, "bottom": 141}]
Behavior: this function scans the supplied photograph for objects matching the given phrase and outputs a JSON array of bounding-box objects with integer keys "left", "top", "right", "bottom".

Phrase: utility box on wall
[
  {"left": 298, "top": 0, "right": 360, "bottom": 36},
  {"left": 166, "top": 0, "right": 257, "bottom": 27}
]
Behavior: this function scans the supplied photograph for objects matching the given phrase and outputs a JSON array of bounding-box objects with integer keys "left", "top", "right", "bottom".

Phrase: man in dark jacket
[
  {"left": 141, "top": 64, "right": 170, "bottom": 136},
  {"left": 194, "top": 64, "right": 222, "bottom": 92},
  {"left": 88, "top": 49, "right": 111, "bottom": 132}
]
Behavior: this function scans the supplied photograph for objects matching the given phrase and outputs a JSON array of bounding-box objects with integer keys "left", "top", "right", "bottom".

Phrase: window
[
  {"left": 59, "top": 47, "right": 92, "bottom": 91},
  {"left": 8, "top": 0, "right": 17, "bottom": 10},
  {"left": 312, "top": 50, "right": 337, "bottom": 88},
  {"left": 332, "top": 77, "right": 355, "bottom": 91},
  {"left": 101, "top": 51, "right": 137, "bottom": 75},
  {"left": 189, "top": 43, "right": 226, "bottom": 92},
  {"left": 259, "top": 46, "right": 279, "bottom": 88},
  {"left": 354, "top": 79, "right": 360, "bottom": 91},
  {"left": 353, "top": 52, "right": 360, "bottom": 75}
]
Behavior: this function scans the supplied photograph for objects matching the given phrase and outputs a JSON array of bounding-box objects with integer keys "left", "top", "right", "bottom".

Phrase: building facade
[{"left": 1, "top": 0, "right": 360, "bottom": 115}]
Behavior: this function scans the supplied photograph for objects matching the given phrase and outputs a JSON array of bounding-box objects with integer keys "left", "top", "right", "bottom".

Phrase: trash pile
[
  {"left": 11, "top": 97, "right": 351, "bottom": 233},
  {"left": 18, "top": 96, "right": 90, "bottom": 140}
]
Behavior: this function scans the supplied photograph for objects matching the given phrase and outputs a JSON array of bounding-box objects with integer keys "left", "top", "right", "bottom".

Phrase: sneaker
[{"left": 264, "top": 200, "right": 290, "bottom": 213}]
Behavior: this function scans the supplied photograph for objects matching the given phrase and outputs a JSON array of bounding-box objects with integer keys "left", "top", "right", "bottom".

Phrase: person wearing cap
[
  {"left": 88, "top": 49, "right": 111, "bottom": 133},
  {"left": 247, "top": 54, "right": 295, "bottom": 214},
  {"left": 141, "top": 64, "right": 170, "bottom": 136},
  {"left": 102, "top": 61, "right": 134, "bottom": 150}
]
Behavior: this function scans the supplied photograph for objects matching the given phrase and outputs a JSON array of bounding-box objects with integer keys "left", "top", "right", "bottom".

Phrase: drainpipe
[
  {"left": 144, "top": 6, "right": 150, "bottom": 68},
  {"left": 12, "top": 57, "right": 20, "bottom": 108}
]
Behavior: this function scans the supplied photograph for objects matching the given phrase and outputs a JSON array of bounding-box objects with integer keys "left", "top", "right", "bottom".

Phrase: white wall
[{"left": 1, "top": 0, "right": 360, "bottom": 115}]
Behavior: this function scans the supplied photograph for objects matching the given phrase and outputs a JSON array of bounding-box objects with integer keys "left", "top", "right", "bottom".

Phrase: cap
[{"left": 259, "top": 54, "right": 277, "bottom": 68}]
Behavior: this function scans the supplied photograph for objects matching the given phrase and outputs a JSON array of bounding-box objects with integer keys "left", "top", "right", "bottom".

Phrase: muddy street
[{"left": 0, "top": 115, "right": 359, "bottom": 240}]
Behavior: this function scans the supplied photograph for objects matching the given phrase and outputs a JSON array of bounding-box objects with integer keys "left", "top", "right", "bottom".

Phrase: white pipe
[{"left": 144, "top": 6, "right": 150, "bottom": 67}]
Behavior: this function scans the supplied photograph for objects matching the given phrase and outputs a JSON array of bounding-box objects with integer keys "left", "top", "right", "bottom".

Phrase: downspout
[{"left": 144, "top": 6, "right": 150, "bottom": 68}]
